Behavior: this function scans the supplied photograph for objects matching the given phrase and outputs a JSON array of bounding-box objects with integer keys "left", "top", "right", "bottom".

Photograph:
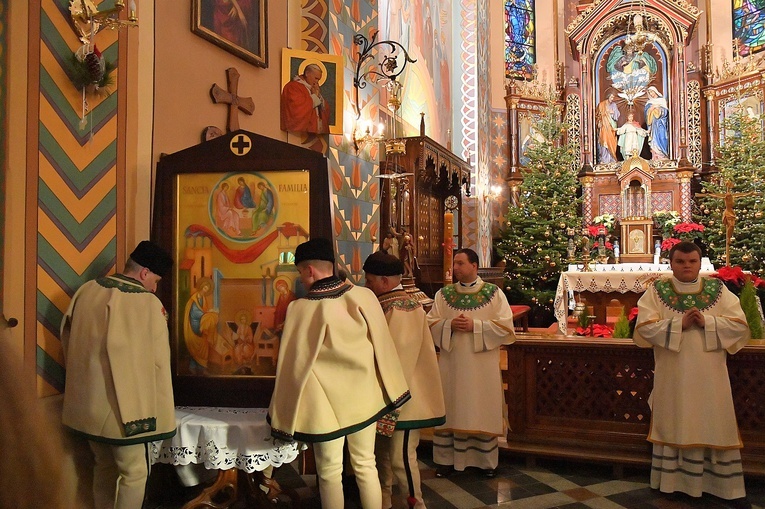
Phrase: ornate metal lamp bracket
[{"left": 352, "top": 32, "right": 416, "bottom": 121}]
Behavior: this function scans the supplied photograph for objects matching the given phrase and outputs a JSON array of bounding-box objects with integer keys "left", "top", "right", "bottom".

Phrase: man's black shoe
[
  {"left": 483, "top": 468, "right": 497, "bottom": 478},
  {"left": 435, "top": 465, "right": 454, "bottom": 478}
]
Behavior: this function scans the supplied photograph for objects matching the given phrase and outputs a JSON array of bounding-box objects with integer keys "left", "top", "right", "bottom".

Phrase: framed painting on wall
[
  {"left": 192, "top": 0, "right": 268, "bottom": 68},
  {"left": 153, "top": 130, "right": 332, "bottom": 407},
  {"left": 719, "top": 90, "right": 764, "bottom": 144},
  {"left": 280, "top": 49, "right": 344, "bottom": 135}
]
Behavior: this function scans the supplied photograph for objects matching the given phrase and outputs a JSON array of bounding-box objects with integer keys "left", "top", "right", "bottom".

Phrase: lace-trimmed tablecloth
[
  {"left": 150, "top": 407, "right": 301, "bottom": 473},
  {"left": 554, "top": 269, "right": 715, "bottom": 335}
]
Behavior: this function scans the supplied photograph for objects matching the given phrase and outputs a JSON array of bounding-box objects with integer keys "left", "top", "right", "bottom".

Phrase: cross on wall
[{"left": 210, "top": 67, "right": 255, "bottom": 132}]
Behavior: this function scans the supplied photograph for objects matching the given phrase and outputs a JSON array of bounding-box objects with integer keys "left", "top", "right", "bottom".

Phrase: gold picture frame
[{"left": 192, "top": 0, "right": 268, "bottom": 68}]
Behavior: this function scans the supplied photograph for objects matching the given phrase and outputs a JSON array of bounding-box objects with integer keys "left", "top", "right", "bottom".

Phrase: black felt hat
[
  {"left": 130, "top": 241, "right": 174, "bottom": 277},
  {"left": 294, "top": 238, "right": 335, "bottom": 265},
  {"left": 363, "top": 251, "right": 404, "bottom": 276}
]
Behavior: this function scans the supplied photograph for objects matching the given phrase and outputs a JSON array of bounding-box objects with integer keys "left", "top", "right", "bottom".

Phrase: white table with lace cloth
[
  {"left": 553, "top": 263, "right": 715, "bottom": 335},
  {"left": 150, "top": 406, "right": 301, "bottom": 508}
]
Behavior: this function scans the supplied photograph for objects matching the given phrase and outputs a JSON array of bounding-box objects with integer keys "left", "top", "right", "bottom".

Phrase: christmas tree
[
  {"left": 695, "top": 109, "right": 765, "bottom": 276},
  {"left": 496, "top": 97, "right": 581, "bottom": 322}
]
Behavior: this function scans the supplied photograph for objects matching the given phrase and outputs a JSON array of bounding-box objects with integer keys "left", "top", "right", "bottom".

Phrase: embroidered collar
[
  {"left": 653, "top": 277, "right": 723, "bottom": 313},
  {"left": 305, "top": 276, "right": 352, "bottom": 300},
  {"left": 441, "top": 282, "right": 499, "bottom": 311},
  {"left": 96, "top": 274, "right": 151, "bottom": 294},
  {"left": 378, "top": 289, "right": 420, "bottom": 313}
]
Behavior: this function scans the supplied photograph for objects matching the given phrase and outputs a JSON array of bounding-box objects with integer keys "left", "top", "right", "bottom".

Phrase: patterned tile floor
[{"left": 146, "top": 446, "right": 765, "bottom": 509}]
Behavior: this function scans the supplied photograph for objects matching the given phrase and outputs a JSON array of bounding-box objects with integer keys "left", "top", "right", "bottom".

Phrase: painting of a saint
[
  {"left": 280, "top": 49, "right": 344, "bottom": 137},
  {"left": 209, "top": 175, "right": 277, "bottom": 241},
  {"left": 280, "top": 63, "right": 331, "bottom": 134},
  {"left": 193, "top": 0, "right": 267, "bottom": 67}
]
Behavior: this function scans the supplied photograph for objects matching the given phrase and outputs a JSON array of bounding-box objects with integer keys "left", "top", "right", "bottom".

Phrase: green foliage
[
  {"left": 612, "top": 310, "right": 632, "bottom": 339},
  {"left": 496, "top": 96, "right": 581, "bottom": 314},
  {"left": 68, "top": 53, "right": 116, "bottom": 94},
  {"left": 740, "top": 279, "right": 764, "bottom": 340},
  {"left": 695, "top": 109, "right": 765, "bottom": 276},
  {"left": 577, "top": 312, "right": 591, "bottom": 329}
]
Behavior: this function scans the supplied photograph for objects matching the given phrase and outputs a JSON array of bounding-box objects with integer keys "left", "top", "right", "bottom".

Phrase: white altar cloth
[
  {"left": 150, "top": 406, "right": 300, "bottom": 473},
  {"left": 567, "top": 258, "right": 714, "bottom": 273},
  {"left": 554, "top": 261, "right": 716, "bottom": 335}
]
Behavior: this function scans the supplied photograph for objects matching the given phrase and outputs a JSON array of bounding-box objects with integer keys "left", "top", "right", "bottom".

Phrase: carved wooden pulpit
[{"left": 380, "top": 135, "right": 470, "bottom": 298}]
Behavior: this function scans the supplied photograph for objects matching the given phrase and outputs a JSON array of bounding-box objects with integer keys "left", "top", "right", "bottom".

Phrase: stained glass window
[
  {"left": 733, "top": 0, "right": 765, "bottom": 56},
  {"left": 505, "top": 0, "right": 536, "bottom": 80}
]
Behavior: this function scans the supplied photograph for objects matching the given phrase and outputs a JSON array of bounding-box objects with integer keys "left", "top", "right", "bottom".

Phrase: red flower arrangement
[
  {"left": 660, "top": 237, "right": 681, "bottom": 252},
  {"left": 575, "top": 323, "right": 614, "bottom": 337},
  {"left": 712, "top": 265, "right": 765, "bottom": 289},
  {"left": 673, "top": 222, "right": 705, "bottom": 235}
]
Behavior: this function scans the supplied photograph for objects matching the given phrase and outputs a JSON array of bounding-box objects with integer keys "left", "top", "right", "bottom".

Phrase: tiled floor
[{"left": 146, "top": 446, "right": 765, "bottom": 509}]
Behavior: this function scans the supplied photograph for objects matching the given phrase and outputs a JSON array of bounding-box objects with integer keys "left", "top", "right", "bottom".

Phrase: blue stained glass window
[
  {"left": 733, "top": 0, "right": 765, "bottom": 56},
  {"left": 505, "top": 0, "right": 536, "bottom": 80}
]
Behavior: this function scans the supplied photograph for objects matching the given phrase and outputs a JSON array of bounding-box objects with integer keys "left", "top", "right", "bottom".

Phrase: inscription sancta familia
[{"left": 182, "top": 185, "right": 212, "bottom": 195}]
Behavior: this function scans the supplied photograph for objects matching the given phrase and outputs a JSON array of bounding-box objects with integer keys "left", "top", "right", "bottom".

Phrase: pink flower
[
  {"left": 628, "top": 307, "right": 639, "bottom": 321},
  {"left": 661, "top": 238, "right": 681, "bottom": 251}
]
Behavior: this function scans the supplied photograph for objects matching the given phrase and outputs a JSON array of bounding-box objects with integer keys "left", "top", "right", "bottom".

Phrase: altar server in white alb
[
  {"left": 427, "top": 248, "right": 516, "bottom": 478},
  {"left": 268, "top": 238, "right": 410, "bottom": 509},
  {"left": 634, "top": 241, "right": 750, "bottom": 503},
  {"left": 60, "top": 240, "right": 176, "bottom": 509},
  {"left": 363, "top": 252, "right": 446, "bottom": 509}
]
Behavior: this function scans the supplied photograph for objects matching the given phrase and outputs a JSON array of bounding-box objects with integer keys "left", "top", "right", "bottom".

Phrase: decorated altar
[{"left": 554, "top": 260, "right": 715, "bottom": 335}]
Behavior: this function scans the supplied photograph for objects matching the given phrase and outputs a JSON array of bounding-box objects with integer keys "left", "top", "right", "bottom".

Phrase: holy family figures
[{"left": 595, "top": 86, "right": 669, "bottom": 163}]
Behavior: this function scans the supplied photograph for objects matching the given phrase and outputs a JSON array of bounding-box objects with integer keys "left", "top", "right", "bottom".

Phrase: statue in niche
[
  {"left": 596, "top": 93, "right": 621, "bottom": 163},
  {"left": 606, "top": 43, "right": 657, "bottom": 102},
  {"left": 616, "top": 112, "right": 648, "bottom": 159},
  {"left": 644, "top": 86, "right": 670, "bottom": 159}
]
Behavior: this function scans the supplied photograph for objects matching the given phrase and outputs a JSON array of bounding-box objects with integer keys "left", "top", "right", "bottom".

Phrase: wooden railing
[{"left": 502, "top": 337, "right": 765, "bottom": 476}]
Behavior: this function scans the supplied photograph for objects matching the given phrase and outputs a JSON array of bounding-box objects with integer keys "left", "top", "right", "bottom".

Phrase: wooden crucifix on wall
[{"left": 211, "top": 67, "right": 255, "bottom": 132}]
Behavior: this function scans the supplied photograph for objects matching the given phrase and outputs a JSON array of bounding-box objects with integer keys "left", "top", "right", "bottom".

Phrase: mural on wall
[
  {"left": 175, "top": 171, "right": 309, "bottom": 377},
  {"left": 36, "top": 3, "right": 120, "bottom": 397},
  {"left": 379, "top": 0, "right": 454, "bottom": 144}
]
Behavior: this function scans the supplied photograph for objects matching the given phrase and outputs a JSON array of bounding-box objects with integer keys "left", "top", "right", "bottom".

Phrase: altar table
[
  {"left": 554, "top": 262, "right": 714, "bottom": 335},
  {"left": 151, "top": 407, "right": 301, "bottom": 509}
]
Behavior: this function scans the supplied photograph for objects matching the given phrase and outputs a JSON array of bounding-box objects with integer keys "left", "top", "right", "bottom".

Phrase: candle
[{"left": 443, "top": 212, "right": 454, "bottom": 283}]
